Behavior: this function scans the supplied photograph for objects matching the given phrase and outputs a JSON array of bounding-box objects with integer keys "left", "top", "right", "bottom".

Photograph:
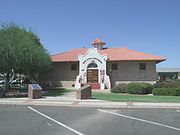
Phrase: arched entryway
[
  {"left": 75, "top": 48, "right": 111, "bottom": 90},
  {"left": 87, "top": 62, "right": 98, "bottom": 83}
]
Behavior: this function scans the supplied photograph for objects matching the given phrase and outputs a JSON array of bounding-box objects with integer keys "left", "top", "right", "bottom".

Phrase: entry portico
[{"left": 75, "top": 48, "right": 111, "bottom": 90}]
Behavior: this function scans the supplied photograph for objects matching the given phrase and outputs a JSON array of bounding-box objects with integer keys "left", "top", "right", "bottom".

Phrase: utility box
[
  {"left": 28, "top": 84, "right": 42, "bottom": 99},
  {"left": 76, "top": 85, "right": 92, "bottom": 99}
]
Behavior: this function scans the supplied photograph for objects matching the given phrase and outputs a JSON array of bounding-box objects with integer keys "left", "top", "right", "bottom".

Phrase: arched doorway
[
  {"left": 87, "top": 62, "right": 98, "bottom": 83},
  {"left": 75, "top": 48, "right": 111, "bottom": 90}
]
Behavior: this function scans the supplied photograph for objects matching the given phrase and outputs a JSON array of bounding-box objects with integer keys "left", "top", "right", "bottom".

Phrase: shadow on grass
[
  {"left": 0, "top": 86, "right": 74, "bottom": 98},
  {"left": 43, "top": 88, "right": 74, "bottom": 97}
]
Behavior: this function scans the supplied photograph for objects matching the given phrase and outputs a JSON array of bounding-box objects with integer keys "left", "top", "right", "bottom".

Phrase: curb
[{"left": 0, "top": 99, "right": 180, "bottom": 109}]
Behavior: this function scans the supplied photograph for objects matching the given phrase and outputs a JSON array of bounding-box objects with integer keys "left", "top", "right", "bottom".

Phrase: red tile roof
[{"left": 51, "top": 48, "right": 165, "bottom": 63}]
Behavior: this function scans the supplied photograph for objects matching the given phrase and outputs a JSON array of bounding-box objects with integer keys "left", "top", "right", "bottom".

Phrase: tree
[{"left": 0, "top": 23, "right": 51, "bottom": 95}]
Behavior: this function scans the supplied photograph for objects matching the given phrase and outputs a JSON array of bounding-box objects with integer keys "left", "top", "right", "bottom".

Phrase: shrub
[
  {"left": 127, "top": 83, "right": 153, "bottom": 94},
  {"left": 0, "top": 87, "right": 5, "bottom": 97},
  {"left": 0, "top": 86, "right": 4, "bottom": 91},
  {"left": 153, "top": 82, "right": 180, "bottom": 88},
  {"left": 153, "top": 88, "right": 180, "bottom": 96},
  {"left": 175, "top": 80, "right": 180, "bottom": 83},
  {"left": 111, "top": 83, "right": 127, "bottom": 93}
]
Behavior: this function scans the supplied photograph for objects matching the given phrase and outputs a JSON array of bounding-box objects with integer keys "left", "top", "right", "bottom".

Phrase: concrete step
[{"left": 87, "top": 83, "right": 100, "bottom": 89}]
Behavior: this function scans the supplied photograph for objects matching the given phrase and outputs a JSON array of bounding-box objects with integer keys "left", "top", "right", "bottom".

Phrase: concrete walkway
[{"left": 0, "top": 91, "right": 180, "bottom": 108}]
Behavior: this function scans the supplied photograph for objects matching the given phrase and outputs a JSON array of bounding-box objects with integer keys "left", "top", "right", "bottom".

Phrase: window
[
  {"left": 139, "top": 63, "right": 146, "bottom": 70},
  {"left": 71, "top": 64, "right": 77, "bottom": 70},
  {"left": 87, "top": 63, "right": 98, "bottom": 68},
  {"left": 112, "top": 63, "right": 118, "bottom": 70}
]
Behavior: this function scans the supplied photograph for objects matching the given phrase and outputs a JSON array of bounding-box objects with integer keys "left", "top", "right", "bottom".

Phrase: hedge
[
  {"left": 111, "top": 83, "right": 127, "bottom": 93},
  {"left": 0, "top": 87, "right": 4, "bottom": 91},
  {"left": 127, "top": 83, "right": 153, "bottom": 94},
  {"left": 153, "top": 88, "right": 180, "bottom": 96},
  {"left": 153, "top": 82, "right": 180, "bottom": 88}
]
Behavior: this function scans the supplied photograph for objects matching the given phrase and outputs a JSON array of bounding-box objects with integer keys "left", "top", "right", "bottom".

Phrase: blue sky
[{"left": 1, "top": 0, "right": 180, "bottom": 68}]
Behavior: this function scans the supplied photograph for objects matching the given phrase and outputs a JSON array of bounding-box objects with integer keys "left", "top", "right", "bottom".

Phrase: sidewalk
[{"left": 0, "top": 91, "right": 180, "bottom": 108}]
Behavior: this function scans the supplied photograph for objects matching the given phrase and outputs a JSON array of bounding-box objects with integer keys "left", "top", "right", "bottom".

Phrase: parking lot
[{"left": 0, "top": 105, "right": 180, "bottom": 135}]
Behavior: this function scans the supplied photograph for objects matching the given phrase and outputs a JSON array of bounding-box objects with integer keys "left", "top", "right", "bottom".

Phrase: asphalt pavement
[{"left": 0, "top": 105, "right": 180, "bottom": 135}]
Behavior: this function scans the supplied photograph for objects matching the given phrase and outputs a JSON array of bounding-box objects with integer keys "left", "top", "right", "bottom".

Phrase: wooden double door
[{"left": 87, "top": 69, "right": 98, "bottom": 83}]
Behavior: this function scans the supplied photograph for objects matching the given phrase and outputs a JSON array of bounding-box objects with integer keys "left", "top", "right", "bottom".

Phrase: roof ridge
[
  {"left": 105, "top": 47, "right": 128, "bottom": 49},
  {"left": 51, "top": 48, "right": 86, "bottom": 56},
  {"left": 127, "top": 48, "right": 165, "bottom": 58},
  {"left": 51, "top": 52, "right": 68, "bottom": 56},
  {"left": 70, "top": 48, "right": 88, "bottom": 51}
]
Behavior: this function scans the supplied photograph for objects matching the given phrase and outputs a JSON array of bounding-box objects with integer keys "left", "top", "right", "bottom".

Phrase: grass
[
  {"left": 93, "top": 92, "right": 180, "bottom": 103},
  {"left": 43, "top": 88, "right": 74, "bottom": 97}
]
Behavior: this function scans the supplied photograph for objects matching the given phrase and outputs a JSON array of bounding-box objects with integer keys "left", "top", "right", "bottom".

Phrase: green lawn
[
  {"left": 43, "top": 88, "right": 74, "bottom": 97},
  {"left": 93, "top": 92, "right": 180, "bottom": 103}
]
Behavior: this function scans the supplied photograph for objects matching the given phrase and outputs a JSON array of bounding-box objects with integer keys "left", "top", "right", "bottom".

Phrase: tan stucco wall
[
  {"left": 107, "top": 61, "right": 157, "bottom": 86},
  {"left": 40, "top": 62, "right": 78, "bottom": 88},
  {"left": 40, "top": 61, "right": 157, "bottom": 88},
  {"left": 51, "top": 62, "right": 78, "bottom": 81}
]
